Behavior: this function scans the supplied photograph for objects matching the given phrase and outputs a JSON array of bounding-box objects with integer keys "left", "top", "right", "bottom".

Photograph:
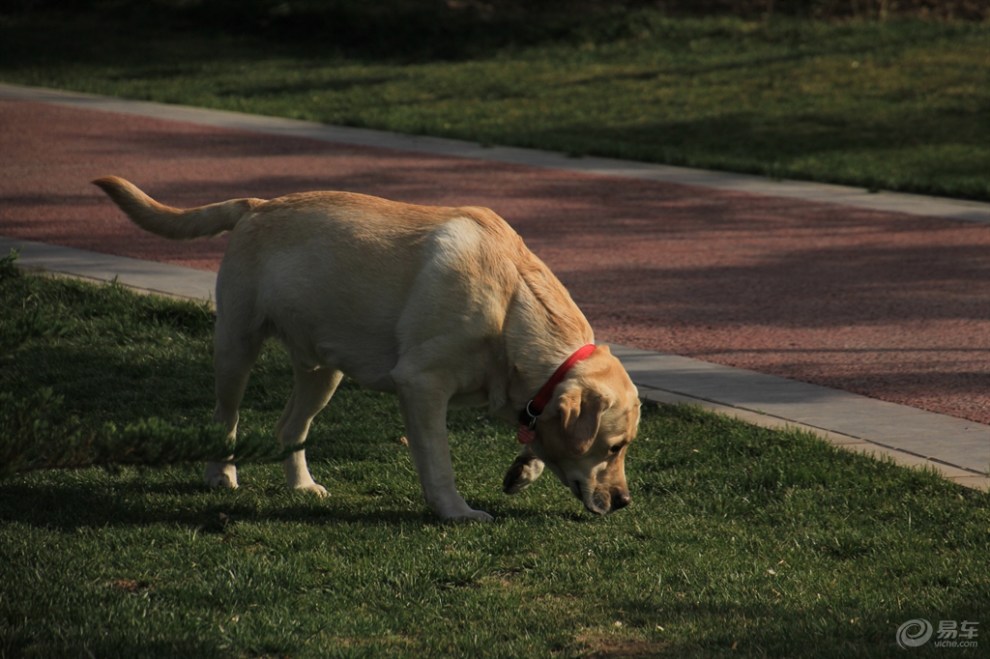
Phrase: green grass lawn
[
  {"left": 0, "top": 4, "right": 988, "bottom": 200},
  {"left": 2, "top": 258, "right": 988, "bottom": 657}
]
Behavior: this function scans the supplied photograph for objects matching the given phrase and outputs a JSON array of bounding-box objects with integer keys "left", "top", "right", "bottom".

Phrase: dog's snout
[{"left": 611, "top": 490, "right": 631, "bottom": 511}]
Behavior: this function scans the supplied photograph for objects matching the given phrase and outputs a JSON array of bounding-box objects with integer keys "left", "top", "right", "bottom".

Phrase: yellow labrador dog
[{"left": 94, "top": 177, "right": 640, "bottom": 521}]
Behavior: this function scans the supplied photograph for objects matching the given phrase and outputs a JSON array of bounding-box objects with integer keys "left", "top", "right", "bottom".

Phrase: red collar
[{"left": 517, "top": 344, "right": 596, "bottom": 444}]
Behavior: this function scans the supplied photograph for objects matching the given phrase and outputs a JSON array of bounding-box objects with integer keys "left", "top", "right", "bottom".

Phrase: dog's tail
[{"left": 92, "top": 176, "right": 265, "bottom": 240}]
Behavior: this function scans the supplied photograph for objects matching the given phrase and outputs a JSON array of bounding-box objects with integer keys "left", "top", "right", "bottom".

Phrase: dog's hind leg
[
  {"left": 275, "top": 364, "right": 343, "bottom": 496},
  {"left": 206, "top": 328, "right": 262, "bottom": 489}
]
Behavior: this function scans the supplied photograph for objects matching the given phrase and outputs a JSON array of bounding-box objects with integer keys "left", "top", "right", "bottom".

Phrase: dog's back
[{"left": 93, "top": 177, "right": 583, "bottom": 390}]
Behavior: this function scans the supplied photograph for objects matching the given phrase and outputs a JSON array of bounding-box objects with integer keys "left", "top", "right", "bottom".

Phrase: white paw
[
  {"left": 443, "top": 508, "right": 495, "bottom": 523},
  {"left": 204, "top": 463, "right": 238, "bottom": 489},
  {"left": 293, "top": 482, "right": 329, "bottom": 498}
]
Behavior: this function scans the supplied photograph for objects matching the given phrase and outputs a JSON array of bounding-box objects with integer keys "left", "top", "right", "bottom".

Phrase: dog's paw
[
  {"left": 502, "top": 453, "right": 545, "bottom": 495},
  {"left": 204, "top": 462, "right": 239, "bottom": 489},
  {"left": 447, "top": 508, "right": 495, "bottom": 523},
  {"left": 432, "top": 500, "right": 495, "bottom": 523},
  {"left": 293, "top": 482, "right": 329, "bottom": 498}
]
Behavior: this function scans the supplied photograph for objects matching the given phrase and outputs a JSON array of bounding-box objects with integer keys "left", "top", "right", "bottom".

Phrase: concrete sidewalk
[{"left": 5, "top": 235, "right": 988, "bottom": 491}]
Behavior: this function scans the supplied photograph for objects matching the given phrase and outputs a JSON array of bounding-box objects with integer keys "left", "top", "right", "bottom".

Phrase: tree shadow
[
  {"left": 604, "top": 598, "right": 989, "bottom": 657},
  {"left": 0, "top": 1, "right": 644, "bottom": 65}
]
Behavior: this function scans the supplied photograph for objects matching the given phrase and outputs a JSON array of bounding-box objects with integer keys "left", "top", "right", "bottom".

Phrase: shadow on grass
[
  {"left": 0, "top": 471, "right": 587, "bottom": 532},
  {"left": 603, "top": 599, "right": 988, "bottom": 657},
  {"left": 0, "top": 477, "right": 432, "bottom": 531},
  {"left": 6, "top": 2, "right": 986, "bottom": 68},
  {"left": 0, "top": 1, "right": 628, "bottom": 66}
]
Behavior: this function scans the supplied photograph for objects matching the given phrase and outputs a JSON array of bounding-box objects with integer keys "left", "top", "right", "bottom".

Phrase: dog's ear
[
  {"left": 502, "top": 450, "right": 545, "bottom": 494},
  {"left": 555, "top": 386, "right": 609, "bottom": 456}
]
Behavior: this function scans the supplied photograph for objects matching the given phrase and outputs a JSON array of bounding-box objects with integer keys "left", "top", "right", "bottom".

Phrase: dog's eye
[{"left": 609, "top": 443, "right": 624, "bottom": 455}]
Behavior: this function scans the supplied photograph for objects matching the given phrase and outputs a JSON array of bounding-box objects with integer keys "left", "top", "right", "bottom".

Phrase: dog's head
[{"left": 503, "top": 346, "right": 641, "bottom": 515}]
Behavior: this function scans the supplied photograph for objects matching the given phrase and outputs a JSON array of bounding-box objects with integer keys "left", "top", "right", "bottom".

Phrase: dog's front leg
[{"left": 395, "top": 377, "right": 493, "bottom": 523}]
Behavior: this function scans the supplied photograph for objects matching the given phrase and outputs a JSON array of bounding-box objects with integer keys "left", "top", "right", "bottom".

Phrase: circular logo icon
[{"left": 897, "top": 619, "right": 934, "bottom": 649}]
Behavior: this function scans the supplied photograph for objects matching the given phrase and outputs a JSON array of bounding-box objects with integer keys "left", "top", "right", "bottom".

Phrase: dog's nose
[{"left": 611, "top": 491, "right": 631, "bottom": 511}]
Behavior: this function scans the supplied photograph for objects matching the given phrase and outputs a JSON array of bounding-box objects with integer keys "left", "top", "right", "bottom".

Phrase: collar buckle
[{"left": 515, "top": 344, "right": 596, "bottom": 444}]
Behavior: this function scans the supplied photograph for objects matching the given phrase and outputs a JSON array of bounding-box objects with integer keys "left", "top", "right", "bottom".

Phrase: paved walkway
[{"left": 1, "top": 83, "right": 987, "bottom": 490}]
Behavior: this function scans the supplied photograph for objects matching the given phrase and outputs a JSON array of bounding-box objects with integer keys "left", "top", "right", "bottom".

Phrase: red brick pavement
[{"left": 3, "top": 99, "right": 989, "bottom": 424}]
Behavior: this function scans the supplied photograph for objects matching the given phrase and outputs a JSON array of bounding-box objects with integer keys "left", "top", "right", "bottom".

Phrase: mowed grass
[
  {"left": 0, "top": 7, "right": 988, "bottom": 200},
  {"left": 1, "top": 259, "right": 989, "bottom": 657}
]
